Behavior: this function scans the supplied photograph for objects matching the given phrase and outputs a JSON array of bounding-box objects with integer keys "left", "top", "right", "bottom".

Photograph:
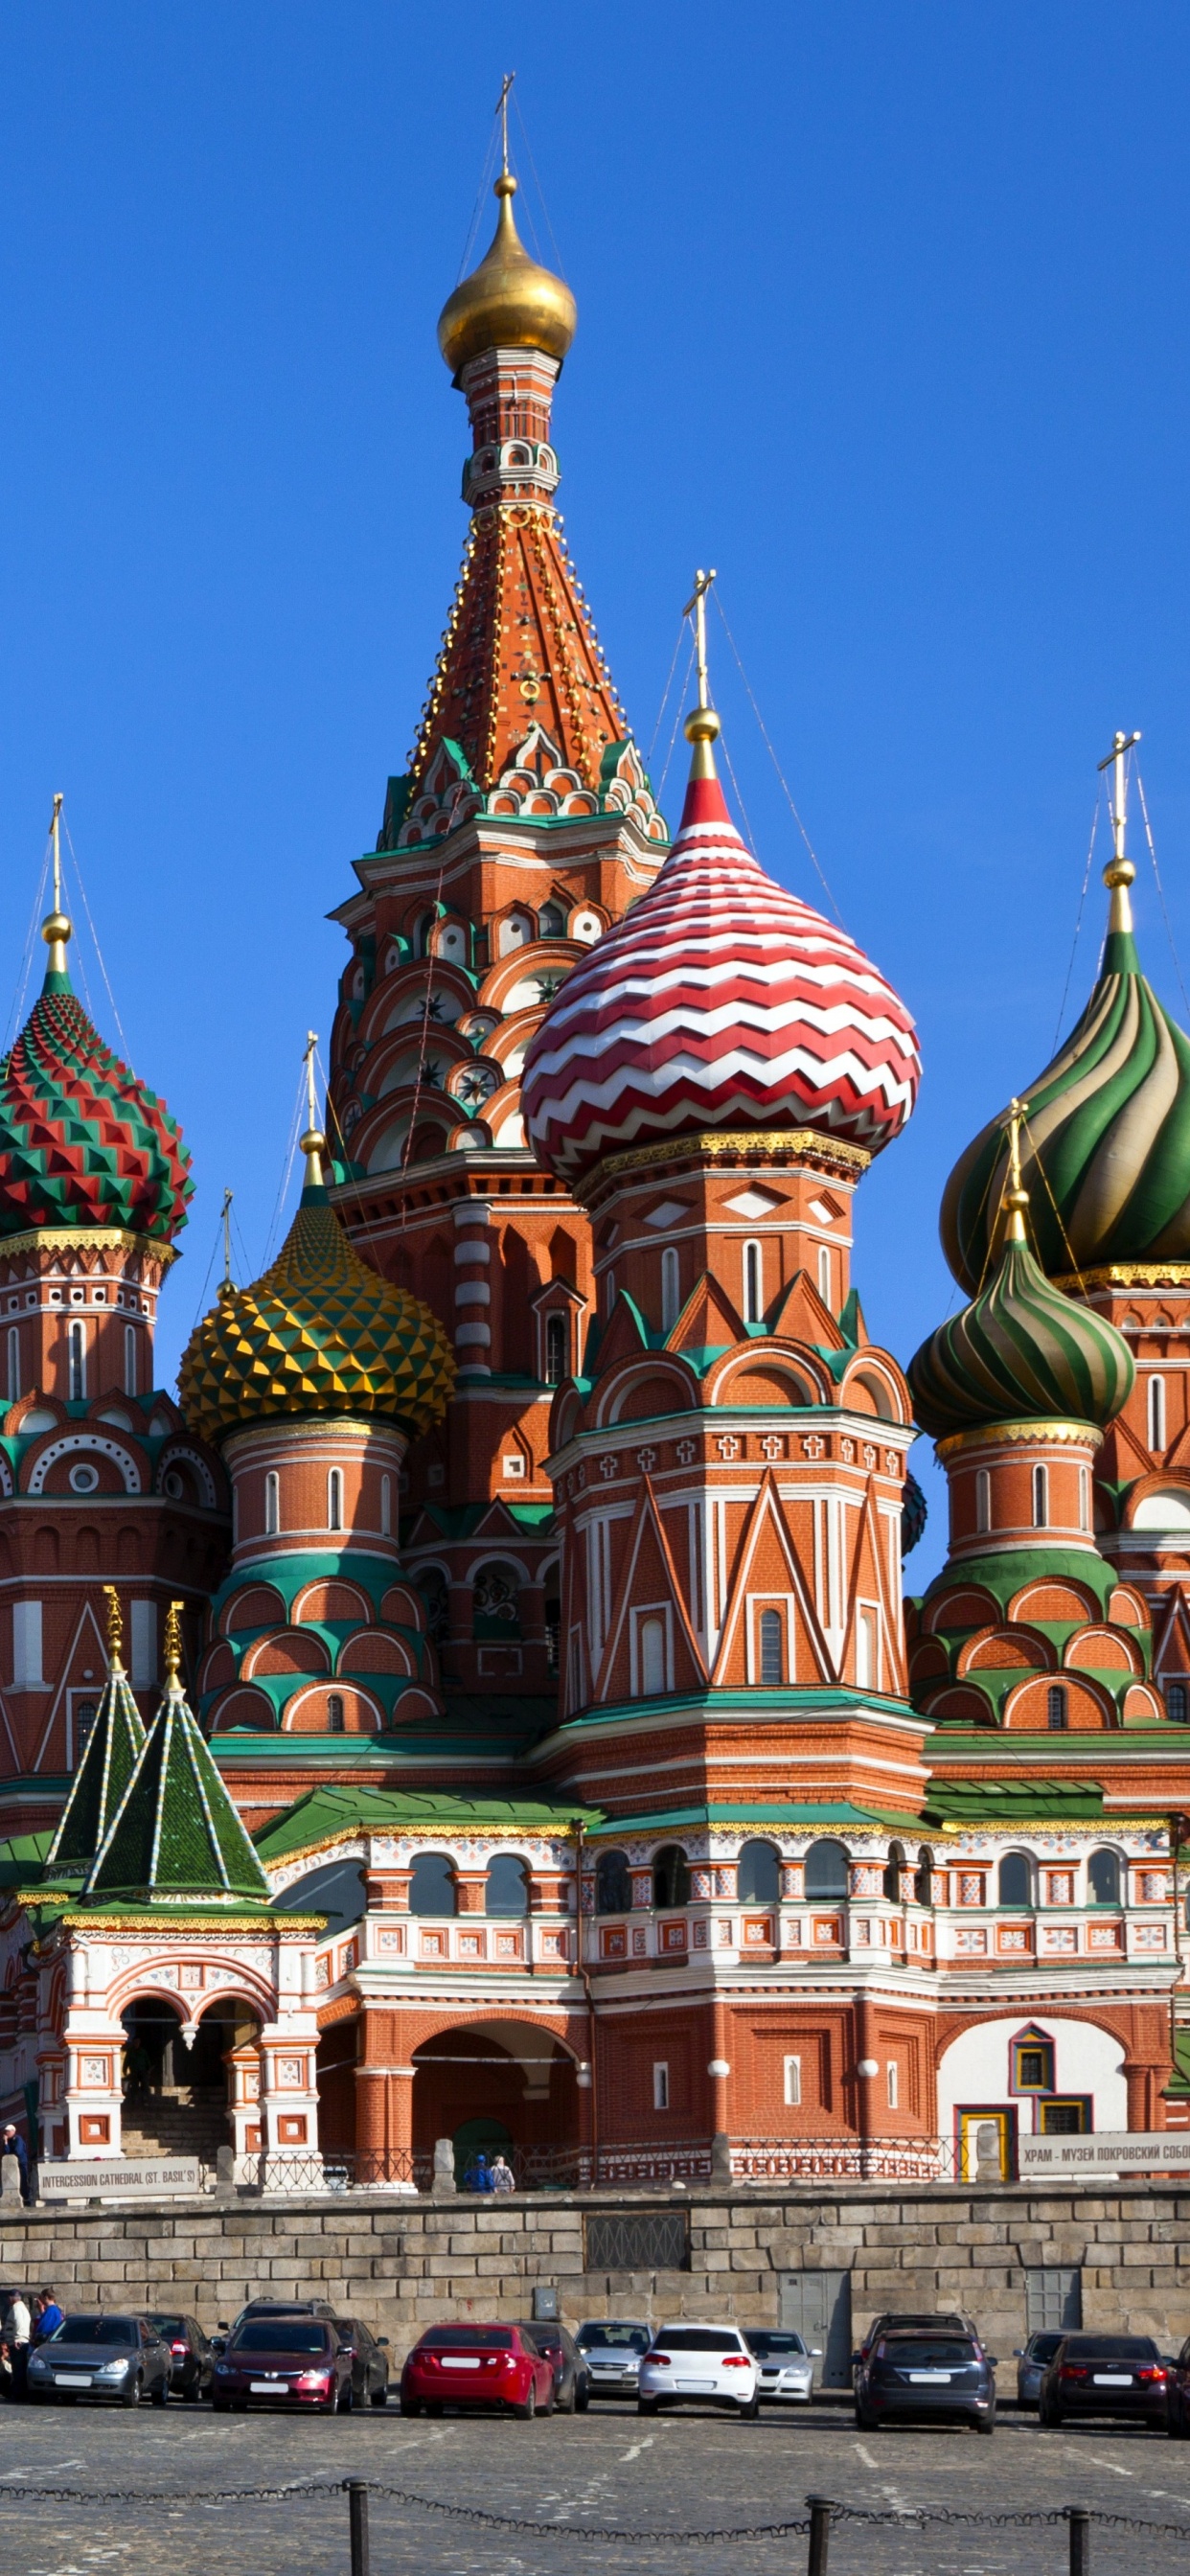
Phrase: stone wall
[{"left": 1, "top": 2178, "right": 1185, "bottom": 2357}]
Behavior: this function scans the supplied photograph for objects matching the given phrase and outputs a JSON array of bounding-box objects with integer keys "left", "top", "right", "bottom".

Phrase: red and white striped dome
[{"left": 522, "top": 770, "right": 921, "bottom": 1185}]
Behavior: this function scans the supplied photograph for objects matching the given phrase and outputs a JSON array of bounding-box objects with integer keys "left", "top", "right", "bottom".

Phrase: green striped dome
[
  {"left": 908, "top": 1230, "right": 1134, "bottom": 1439},
  {"left": 941, "top": 919, "right": 1190, "bottom": 1291}
]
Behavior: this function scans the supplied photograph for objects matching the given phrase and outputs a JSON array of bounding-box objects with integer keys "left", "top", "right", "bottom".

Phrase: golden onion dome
[
  {"left": 178, "top": 1162, "right": 455, "bottom": 1446},
  {"left": 438, "top": 173, "right": 577, "bottom": 379}
]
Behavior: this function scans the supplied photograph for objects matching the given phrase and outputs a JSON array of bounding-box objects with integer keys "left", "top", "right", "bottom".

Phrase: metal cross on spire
[
  {"left": 301, "top": 1030, "right": 325, "bottom": 1189},
  {"left": 41, "top": 791, "right": 72, "bottom": 975},
  {"left": 219, "top": 1187, "right": 234, "bottom": 1288},
  {"left": 50, "top": 792, "right": 63, "bottom": 915},
  {"left": 1097, "top": 727, "right": 1141, "bottom": 932},
  {"left": 496, "top": 70, "right": 515, "bottom": 177},
  {"left": 682, "top": 567, "right": 718, "bottom": 711}
]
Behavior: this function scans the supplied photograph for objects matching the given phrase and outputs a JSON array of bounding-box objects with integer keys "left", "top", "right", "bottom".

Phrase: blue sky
[{"left": 1, "top": 2, "right": 1188, "bottom": 1582}]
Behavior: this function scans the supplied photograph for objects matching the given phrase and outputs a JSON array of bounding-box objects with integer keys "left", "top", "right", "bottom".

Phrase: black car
[
  {"left": 1039, "top": 2334, "right": 1172, "bottom": 2429},
  {"left": 854, "top": 2312, "right": 980, "bottom": 2406},
  {"left": 28, "top": 2312, "right": 172, "bottom": 2407},
  {"left": 228, "top": 2297, "right": 339, "bottom": 2333},
  {"left": 856, "top": 2327, "right": 996, "bottom": 2434},
  {"left": 520, "top": 2321, "right": 590, "bottom": 2413},
  {"left": 330, "top": 2315, "right": 391, "bottom": 2407},
  {"left": 1013, "top": 2330, "right": 1064, "bottom": 2410},
  {"left": 1163, "top": 2333, "right": 1190, "bottom": 2437},
  {"left": 147, "top": 2312, "right": 214, "bottom": 2401}
]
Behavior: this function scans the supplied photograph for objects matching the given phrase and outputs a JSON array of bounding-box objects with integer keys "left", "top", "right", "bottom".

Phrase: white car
[
  {"left": 744, "top": 2328, "right": 818, "bottom": 2402},
  {"left": 638, "top": 2323, "right": 760, "bottom": 2417},
  {"left": 574, "top": 2319, "right": 651, "bottom": 2395}
]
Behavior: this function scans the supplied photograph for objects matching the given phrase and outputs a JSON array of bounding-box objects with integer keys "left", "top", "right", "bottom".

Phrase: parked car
[
  {"left": 574, "top": 2319, "right": 651, "bottom": 2396},
  {"left": 1039, "top": 2334, "right": 1172, "bottom": 2430},
  {"left": 147, "top": 2312, "right": 215, "bottom": 2402},
  {"left": 28, "top": 2312, "right": 172, "bottom": 2408},
  {"left": 520, "top": 2321, "right": 589, "bottom": 2412},
  {"left": 212, "top": 2315, "right": 354, "bottom": 2412},
  {"left": 853, "top": 2312, "right": 980, "bottom": 2406},
  {"left": 855, "top": 2327, "right": 996, "bottom": 2434},
  {"left": 744, "top": 2329, "right": 818, "bottom": 2403},
  {"left": 638, "top": 2324, "right": 760, "bottom": 2418},
  {"left": 330, "top": 2315, "right": 391, "bottom": 2407},
  {"left": 400, "top": 2323, "right": 556, "bottom": 2420},
  {"left": 226, "top": 2297, "right": 339, "bottom": 2334},
  {"left": 1162, "top": 2333, "right": 1190, "bottom": 2437},
  {"left": 1013, "top": 2331, "right": 1064, "bottom": 2409}
]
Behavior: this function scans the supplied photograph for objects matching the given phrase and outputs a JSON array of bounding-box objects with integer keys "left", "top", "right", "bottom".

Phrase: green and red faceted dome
[
  {"left": 522, "top": 765, "right": 921, "bottom": 1186},
  {"left": 0, "top": 956, "right": 192, "bottom": 1245}
]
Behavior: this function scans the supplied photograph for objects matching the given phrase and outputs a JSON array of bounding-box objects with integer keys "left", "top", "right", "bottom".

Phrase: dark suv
[
  {"left": 854, "top": 2312, "right": 978, "bottom": 2405},
  {"left": 1039, "top": 2334, "right": 1172, "bottom": 2429},
  {"left": 856, "top": 2327, "right": 996, "bottom": 2434},
  {"left": 1164, "top": 2333, "right": 1190, "bottom": 2438}
]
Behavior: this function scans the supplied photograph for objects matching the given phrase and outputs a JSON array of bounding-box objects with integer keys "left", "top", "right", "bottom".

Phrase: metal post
[
  {"left": 347, "top": 2479, "right": 371, "bottom": 2576},
  {"left": 807, "top": 2494, "right": 833, "bottom": 2576},
  {"left": 1067, "top": 2506, "right": 1090, "bottom": 2576}
]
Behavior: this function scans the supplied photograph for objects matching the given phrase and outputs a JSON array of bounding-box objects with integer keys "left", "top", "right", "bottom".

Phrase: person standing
[
  {"left": 490, "top": 2152, "right": 515, "bottom": 2195},
  {"left": 0, "top": 2127, "right": 30, "bottom": 2204},
  {"left": 32, "top": 2291, "right": 62, "bottom": 2344},
  {"left": 3, "top": 2290, "right": 30, "bottom": 2401}
]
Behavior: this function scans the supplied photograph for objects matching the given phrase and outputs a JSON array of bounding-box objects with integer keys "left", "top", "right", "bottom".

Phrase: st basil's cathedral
[{"left": 0, "top": 150, "right": 1187, "bottom": 2191}]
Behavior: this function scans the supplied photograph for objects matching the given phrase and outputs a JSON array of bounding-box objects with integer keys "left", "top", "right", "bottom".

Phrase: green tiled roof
[
  {"left": 87, "top": 1681, "right": 272, "bottom": 1904},
  {"left": 46, "top": 1666, "right": 145, "bottom": 1873},
  {"left": 254, "top": 1782, "right": 599, "bottom": 1865}
]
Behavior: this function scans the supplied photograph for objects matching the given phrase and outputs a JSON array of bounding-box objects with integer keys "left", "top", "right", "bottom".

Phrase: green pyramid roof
[
  {"left": 45, "top": 1663, "right": 146, "bottom": 1874},
  {"left": 85, "top": 1677, "right": 271, "bottom": 1905}
]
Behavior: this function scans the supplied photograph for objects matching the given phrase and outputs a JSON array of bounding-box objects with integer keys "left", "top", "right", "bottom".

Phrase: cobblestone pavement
[{"left": 0, "top": 2396, "right": 1187, "bottom": 2576}]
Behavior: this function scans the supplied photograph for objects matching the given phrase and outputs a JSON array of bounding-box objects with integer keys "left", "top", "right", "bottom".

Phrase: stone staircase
[{"left": 119, "top": 2084, "right": 229, "bottom": 2169}]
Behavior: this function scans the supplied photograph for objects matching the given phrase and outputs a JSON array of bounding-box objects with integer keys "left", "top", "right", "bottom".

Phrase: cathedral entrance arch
[{"left": 411, "top": 2018, "right": 580, "bottom": 2185}]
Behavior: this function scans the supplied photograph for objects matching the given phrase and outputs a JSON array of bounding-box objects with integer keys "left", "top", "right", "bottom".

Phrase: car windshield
[
  {"left": 881, "top": 2338, "right": 979, "bottom": 2367},
  {"left": 746, "top": 2333, "right": 808, "bottom": 2358},
  {"left": 1027, "top": 2334, "right": 1064, "bottom": 2361},
  {"left": 1061, "top": 2337, "right": 1157, "bottom": 2359},
  {"left": 54, "top": 2317, "right": 136, "bottom": 2347},
  {"left": 148, "top": 2316, "right": 185, "bottom": 2337},
  {"left": 577, "top": 2323, "right": 650, "bottom": 2352},
  {"left": 232, "top": 2322, "right": 332, "bottom": 2356},
  {"left": 419, "top": 2327, "right": 515, "bottom": 2351},
  {"left": 652, "top": 2329, "right": 743, "bottom": 2354}
]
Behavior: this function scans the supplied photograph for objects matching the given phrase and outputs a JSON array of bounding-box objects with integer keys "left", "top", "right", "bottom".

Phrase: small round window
[
  {"left": 68, "top": 1460, "right": 100, "bottom": 1494},
  {"left": 163, "top": 1469, "right": 185, "bottom": 1500}
]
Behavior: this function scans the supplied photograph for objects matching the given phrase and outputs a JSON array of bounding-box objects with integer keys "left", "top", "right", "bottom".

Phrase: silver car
[
  {"left": 574, "top": 2318, "right": 651, "bottom": 2395},
  {"left": 1014, "top": 2330, "right": 1064, "bottom": 2408},
  {"left": 744, "top": 2328, "right": 819, "bottom": 2402}
]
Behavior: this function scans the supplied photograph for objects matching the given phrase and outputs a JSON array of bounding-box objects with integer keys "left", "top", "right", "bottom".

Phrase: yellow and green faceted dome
[{"left": 179, "top": 1185, "right": 455, "bottom": 1443}]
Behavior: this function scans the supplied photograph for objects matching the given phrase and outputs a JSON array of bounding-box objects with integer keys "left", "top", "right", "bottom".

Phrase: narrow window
[
  {"left": 652, "top": 2061, "right": 670, "bottom": 2111},
  {"left": 1046, "top": 1684, "right": 1067, "bottom": 1732},
  {"left": 1032, "top": 1462, "right": 1048, "bottom": 1529},
  {"left": 758, "top": 1606, "right": 783, "bottom": 1684},
  {"left": 856, "top": 1605, "right": 878, "bottom": 1690},
  {"left": 886, "top": 2060, "right": 899, "bottom": 2109},
  {"left": 328, "top": 1468, "right": 343, "bottom": 1532},
  {"left": 1087, "top": 1848, "right": 1120, "bottom": 1904},
  {"left": 74, "top": 1699, "right": 97, "bottom": 1763},
  {"left": 743, "top": 1241, "right": 763, "bottom": 1325},
  {"left": 998, "top": 1851, "right": 1031, "bottom": 1907},
  {"left": 639, "top": 1615, "right": 666, "bottom": 1695},
  {"left": 327, "top": 1693, "right": 344, "bottom": 1734},
  {"left": 1168, "top": 1681, "right": 1189, "bottom": 1724},
  {"left": 124, "top": 1324, "right": 137, "bottom": 1397},
  {"left": 783, "top": 2054, "right": 802, "bottom": 2107},
  {"left": 6, "top": 1326, "right": 18, "bottom": 1406},
  {"left": 11, "top": 1601, "right": 43, "bottom": 1690},
  {"left": 817, "top": 1242, "right": 831, "bottom": 1309},
  {"left": 68, "top": 1319, "right": 85, "bottom": 1402},
  {"left": 975, "top": 1467, "right": 991, "bottom": 1533},
  {"left": 264, "top": 1470, "right": 280, "bottom": 1536},
  {"left": 1150, "top": 1374, "right": 1167, "bottom": 1453},
  {"left": 380, "top": 1473, "right": 392, "bottom": 1537},
  {"left": 1078, "top": 1465, "right": 1090, "bottom": 1532},
  {"left": 130, "top": 1600, "right": 155, "bottom": 1690},
  {"left": 545, "top": 1313, "right": 567, "bottom": 1383},
  {"left": 605, "top": 1267, "right": 616, "bottom": 1315},
  {"left": 660, "top": 1246, "right": 679, "bottom": 1334}
]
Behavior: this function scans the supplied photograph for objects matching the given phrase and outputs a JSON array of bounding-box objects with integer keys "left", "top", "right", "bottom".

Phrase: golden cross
[
  {"left": 495, "top": 71, "right": 515, "bottom": 177},
  {"left": 220, "top": 1187, "right": 233, "bottom": 1288},
  {"left": 304, "top": 1029, "right": 319, "bottom": 1132},
  {"left": 682, "top": 568, "right": 718, "bottom": 711},
  {"left": 50, "top": 793, "right": 63, "bottom": 914},
  {"left": 1097, "top": 728, "right": 1141, "bottom": 870}
]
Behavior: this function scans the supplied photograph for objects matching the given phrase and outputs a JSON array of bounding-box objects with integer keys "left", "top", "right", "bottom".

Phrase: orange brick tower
[{"left": 327, "top": 151, "right": 667, "bottom": 1737}]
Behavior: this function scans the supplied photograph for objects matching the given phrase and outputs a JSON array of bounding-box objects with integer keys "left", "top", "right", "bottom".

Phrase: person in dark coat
[{"left": 0, "top": 2128, "right": 30, "bottom": 2203}]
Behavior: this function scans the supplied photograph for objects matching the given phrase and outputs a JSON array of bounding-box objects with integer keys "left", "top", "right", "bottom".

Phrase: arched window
[
  {"left": 737, "top": 1838, "right": 780, "bottom": 1903},
  {"left": 743, "top": 1242, "right": 763, "bottom": 1326},
  {"left": 639, "top": 1615, "right": 666, "bottom": 1695},
  {"left": 1088, "top": 1847, "right": 1120, "bottom": 1905},
  {"left": 1150, "top": 1374, "right": 1167, "bottom": 1453},
  {"left": 1046, "top": 1684, "right": 1067, "bottom": 1731},
  {"left": 538, "top": 901, "right": 566, "bottom": 937},
  {"left": 74, "top": 1699, "right": 97, "bottom": 1763},
  {"left": 596, "top": 1849, "right": 631, "bottom": 1913},
  {"left": 1032, "top": 1463, "right": 1048, "bottom": 1528},
  {"left": 817, "top": 1243, "right": 832, "bottom": 1309},
  {"left": 605, "top": 1267, "right": 616, "bottom": 1314},
  {"left": 882, "top": 1839, "right": 905, "bottom": 1901},
  {"left": 486, "top": 1854, "right": 529, "bottom": 1916},
  {"left": 804, "top": 1838, "right": 848, "bottom": 1900},
  {"left": 472, "top": 1562, "right": 520, "bottom": 1638},
  {"left": 660, "top": 1246, "right": 680, "bottom": 1333},
  {"left": 652, "top": 1844, "right": 690, "bottom": 1908},
  {"left": 124, "top": 1324, "right": 137, "bottom": 1397},
  {"left": 545, "top": 1313, "right": 567, "bottom": 1384},
  {"left": 5, "top": 1327, "right": 18, "bottom": 1406},
  {"left": 975, "top": 1468, "right": 991, "bottom": 1534},
  {"left": 68, "top": 1319, "right": 85, "bottom": 1402},
  {"left": 264, "top": 1471, "right": 280, "bottom": 1537},
  {"left": 407, "top": 1852, "right": 456, "bottom": 1916},
  {"left": 758, "top": 1607, "right": 783, "bottom": 1684},
  {"left": 380, "top": 1474, "right": 392, "bottom": 1538},
  {"left": 913, "top": 1845, "right": 934, "bottom": 1906},
  {"left": 328, "top": 1469, "right": 343, "bottom": 1532},
  {"left": 1079, "top": 1466, "right": 1090, "bottom": 1532},
  {"left": 856, "top": 1606, "right": 878, "bottom": 1689},
  {"left": 1168, "top": 1681, "right": 1189, "bottom": 1724},
  {"left": 327, "top": 1693, "right": 344, "bottom": 1734},
  {"left": 998, "top": 1851, "right": 1032, "bottom": 1907}
]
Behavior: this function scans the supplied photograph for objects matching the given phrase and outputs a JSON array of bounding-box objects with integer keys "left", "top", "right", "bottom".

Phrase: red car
[
  {"left": 400, "top": 2323, "right": 557, "bottom": 2419},
  {"left": 212, "top": 2316, "right": 354, "bottom": 2411}
]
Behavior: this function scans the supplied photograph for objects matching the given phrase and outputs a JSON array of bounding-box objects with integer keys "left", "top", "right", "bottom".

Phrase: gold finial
[
  {"left": 1097, "top": 728, "right": 1141, "bottom": 933},
  {"left": 681, "top": 569, "right": 721, "bottom": 778},
  {"left": 103, "top": 1584, "right": 124, "bottom": 1672},
  {"left": 163, "top": 1598, "right": 185, "bottom": 1695},
  {"left": 1002, "top": 1097, "right": 1031, "bottom": 1245},
  {"left": 437, "top": 89, "right": 577, "bottom": 379},
  {"left": 41, "top": 793, "right": 72, "bottom": 974},
  {"left": 220, "top": 1187, "right": 234, "bottom": 1288},
  {"left": 300, "top": 1031, "right": 326, "bottom": 1188}
]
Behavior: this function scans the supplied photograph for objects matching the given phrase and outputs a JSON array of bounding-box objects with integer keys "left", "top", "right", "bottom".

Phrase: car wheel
[
  {"left": 400, "top": 2396, "right": 422, "bottom": 2417},
  {"left": 515, "top": 2381, "right": 538, "bottom": 2422},
  {"left": 371, "top": 2381, "right": 388, "bottom": 2407},
  {"left": 150, "top": 2378, "right": 169, "bottom": 2407},
  {"left": 1041, "top": 2404, "right": 1062, "bottom": 2428},
  {"left": 426, "top": 2401, "right": 443, "bottom": 2417},
  {"left": 575, "top": 2386, "right": 589, "bottom": 2413},
  {"left": 183, "top": 2380, "right": 199, "bottom": 2402},
  {"left": 121, "top": 2375, "right": 142, "bottom": 2408},
  {"left": 337, "top": 2381, "right": 354, "bottom": 2413},
  {"left": 560, "top": 2380, "right": 577, "bottom": 2414},
  {"left": 638, "top": 2397, "right": 658, "bottom": 2415},
  {"left": 855, "top": 2406, "right": 877, "bottom": 2432},
  {"left": 739, "top": 2395, "right": 760, "bottom": 2420},
  {"left": 974, "top": 2412, "right": 995, "bottom": 2435},
  {"left": 1168, "top": 2409, "right": 1188, "bottom": 2439}
]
